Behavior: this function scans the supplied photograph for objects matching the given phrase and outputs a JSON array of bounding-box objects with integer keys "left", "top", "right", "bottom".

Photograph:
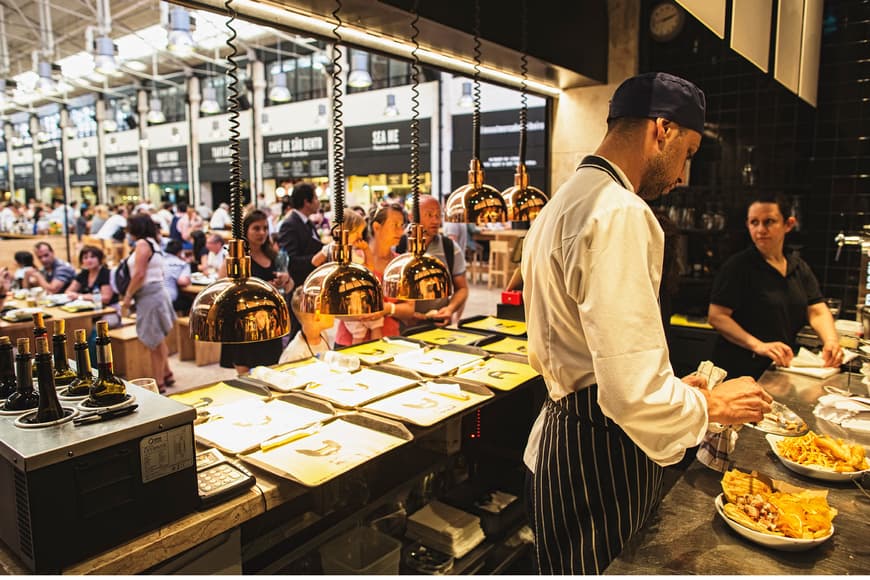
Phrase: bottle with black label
[
  {"left": 31, "top": 312, "right": 48, "bottom": 378},
  {"left": 89, "top": 320, "right": 127, "bottom": 405},
  {"left": 67, "top": 329, "right": 95, "bottom": 397},
  {"left": 34, "top": 336, "right": 64, "bottom": 422},
  {"left": 0, "top": 336, "right": 16, "bottom": 399},
  {"left": 51, "top": 319, "right": 76, "bottom": 388},
  {"left": 3, "top": 338, "right": 38, "bottom": 411}
]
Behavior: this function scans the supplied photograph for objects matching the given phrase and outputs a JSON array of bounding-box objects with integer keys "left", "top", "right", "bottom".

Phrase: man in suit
[{"left": 277, "top": 182, "right": 324, "bottom": 288}]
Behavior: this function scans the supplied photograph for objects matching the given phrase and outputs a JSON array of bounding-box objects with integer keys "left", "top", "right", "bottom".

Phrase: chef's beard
[{"left": 638, "top": 147, "right": 680, "bottom": 200}]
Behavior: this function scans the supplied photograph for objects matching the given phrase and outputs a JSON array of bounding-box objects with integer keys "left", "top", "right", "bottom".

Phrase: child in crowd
[
  {"left": 279, "top": 287, "right": 334, "bottom": 364},
  {"left": 310, "top": 210, "right": 381, "bottom": 343}
]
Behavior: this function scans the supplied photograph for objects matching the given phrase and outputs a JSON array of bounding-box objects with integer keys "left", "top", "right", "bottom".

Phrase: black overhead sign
[
  {"left": 104, "top": 152, "right": 140, "bottom": 186},
  {"left": 450, "top": 107, "right": 547, "bottom": 192},
  {"left": 199, "top": 139, "right": 250, "bottom": 182},
  {"left": 148, "top": 146, "right": 189, "bottom": 185},
  {"left": 262, "top": 130, "right": 328, "bottom": 180},
  {"left": 345, "top": 119, "right": 431, "bottom": 176},
  {"left": 12, "top": 163, "right": 34, "bottom": 188},
  {"left": 39, "top": 147, "right": 62, "bottom": 188},
  {"left": 0, "top": 165, "right": 7, "bottom": 189},
  {"left": 70, "top": 156, "right": 98, "bottom": 187}
]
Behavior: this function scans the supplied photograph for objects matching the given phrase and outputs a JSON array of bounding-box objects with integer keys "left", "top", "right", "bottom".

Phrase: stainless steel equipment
[{"left": 0, "top": 384, "right": 198, "bottom": 572}]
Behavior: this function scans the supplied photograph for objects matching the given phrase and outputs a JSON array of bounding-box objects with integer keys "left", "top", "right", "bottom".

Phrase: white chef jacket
[{"left": 521, "top": 157, "right": 709, "bottom": 467}]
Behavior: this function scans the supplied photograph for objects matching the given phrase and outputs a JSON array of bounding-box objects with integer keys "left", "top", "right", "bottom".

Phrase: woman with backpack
[{"left": 120, "top": 214, "right": 176, "bottom": 393}]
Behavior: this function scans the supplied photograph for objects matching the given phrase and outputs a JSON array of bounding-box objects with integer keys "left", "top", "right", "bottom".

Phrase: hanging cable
[
  {"left": 472, "top": 0, "right": 482, "bottom": 162},
  {"left": 410, "top": 1, "right": 420, "bottom": 224},
  {"left": 330, "top": 0, "right": 345, "bottom": 228},
  {"left": 224, "top": 0, "right": 243, "bottom": 241},
  {"left": 519, "top": 0, "right": 528, "bottom": 168}
]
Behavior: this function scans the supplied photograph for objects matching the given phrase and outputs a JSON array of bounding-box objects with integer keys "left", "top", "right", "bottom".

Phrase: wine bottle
[
  {"left": 51, "top": 319, "right": 77, "bottom": 388},
  {"left": 67, "top": 329, "right": 95, "bottom": 397},
  {"left": 34, "top": 336, "right": 64, "bottom": 423},
  {"left": 88, "top": 320, "right": 127, "bottom": 405},
  {"left": 3, "top": 338, "right": 38, "bottom": 411},
  {"left": 0, "top": 336, "right": 17, "bottom": 399},
  {"left": 31, "top": 312, "right": 47, "bottom": 378}
]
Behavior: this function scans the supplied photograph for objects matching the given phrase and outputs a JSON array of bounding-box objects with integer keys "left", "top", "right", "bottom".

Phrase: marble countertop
[{"left": 605, "top": 370, "right": 870, "bottom": 575}]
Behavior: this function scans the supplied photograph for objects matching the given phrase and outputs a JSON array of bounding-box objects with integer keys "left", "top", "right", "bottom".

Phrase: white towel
[{"left": 813, "top": 393, "right": 870, "bottom": 434}]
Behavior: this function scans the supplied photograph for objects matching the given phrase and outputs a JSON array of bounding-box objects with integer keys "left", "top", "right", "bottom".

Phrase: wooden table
[{"left": 0, "top": 304, "right": 118, "bottom": 345}]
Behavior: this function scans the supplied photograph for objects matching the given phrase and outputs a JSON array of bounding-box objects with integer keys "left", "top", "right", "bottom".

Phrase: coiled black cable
[
  {"left": 330, "top": 0, "right": 345, "bottom": 227},
  {"left": 519, "top": 0, "right": 528, "bottom": 167},
  {"left": 472, "top": 0, "right": 482, "bottom": 162},
  {"left": 410, "top": 1, "right": 421, "bottom": 224},
  {"left": 224, "top": 0, "right": 243, "bottom": 241}
]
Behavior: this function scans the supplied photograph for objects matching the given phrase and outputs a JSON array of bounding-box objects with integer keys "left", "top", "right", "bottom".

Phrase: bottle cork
[
  {"left": 17, "top": 338, "right": 30, "bottom": 354},
  {"left": 53, "top": 319, "right": 66, "bottom": 335},
  {"left": 74, "top": 329, "right": 87, "bottom": 343},
  {"left": 35, "top": 336, "right": 49, "bottom": 355},
  {"left": 33, "top": 312, "right": 45, "bottom": 328},
  {"left": 0, "top": 337, "right": 10, "bottom": 346},
  {"left": 96, "top": 320, "right": 109, "bottom": 338}
]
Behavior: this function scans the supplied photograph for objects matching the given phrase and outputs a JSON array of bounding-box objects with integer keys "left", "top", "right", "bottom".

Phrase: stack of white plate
[{"left": 406, "top": 500, "right": 485, "bottom": 559}]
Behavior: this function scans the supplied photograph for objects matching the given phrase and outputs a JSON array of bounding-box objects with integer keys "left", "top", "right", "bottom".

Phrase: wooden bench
[
  {"left": 176, "top": 316, "right": 221, "bottom": 366},
  {"left": 107, "top": 325, "right": 151, "bottom": 380}
]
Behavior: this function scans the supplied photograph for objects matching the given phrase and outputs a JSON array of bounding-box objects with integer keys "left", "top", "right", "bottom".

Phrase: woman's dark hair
[
  {"left": 191, "top": 230, "right": 207, "bottom": 259},
  {"left": 165, "top": 239, "right": 184, "bottom": 255},
  {"left": 368, "top": 203, "right": 406, "bottom": 238},
  {"left": 747, "top": 192, "right": 793, "bottom": 221},
  {"left": 126, "top": 213, "right": 159, "bottom": 240},
  {"left": 243, "top": 209, "right": 277, "bottom": 261},
  {"left": 78, "top": 245, "right": 105, "bottom": 265},
  {"left": 14, "top": 251, "right": 34, "bottom": 268}
]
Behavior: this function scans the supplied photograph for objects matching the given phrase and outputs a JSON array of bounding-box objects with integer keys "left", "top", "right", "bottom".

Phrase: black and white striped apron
[{"left": 532, "top": 385, "right": 664, "bottom": 574}]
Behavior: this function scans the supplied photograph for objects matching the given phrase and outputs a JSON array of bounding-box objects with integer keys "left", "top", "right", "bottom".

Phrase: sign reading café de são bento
[{"left": 262, "top": 130, "right": 328, "bottom": 180}]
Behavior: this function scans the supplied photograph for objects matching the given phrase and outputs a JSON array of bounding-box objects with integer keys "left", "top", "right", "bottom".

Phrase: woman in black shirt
[{"left": 65, "top": 245, "right": 118, "bottom": 307}]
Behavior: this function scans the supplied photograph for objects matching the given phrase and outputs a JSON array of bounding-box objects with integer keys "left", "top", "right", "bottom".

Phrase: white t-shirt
[
  {"left": 95, "top": 214, "right": 127, "bottom": 240},
  {"left": 521, "top": 157, "right": 708, "bottom": 468},
  {"left": 279, "top": 332, "right": 330, "bottom": 364}
]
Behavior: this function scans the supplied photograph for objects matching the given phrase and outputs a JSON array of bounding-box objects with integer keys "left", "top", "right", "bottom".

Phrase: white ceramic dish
[
  {"left": 765, "top": 433, "right": 870, "bottom": 482},
  {"left": 714, "top": 494, "right": 833, "bottom": 551}
]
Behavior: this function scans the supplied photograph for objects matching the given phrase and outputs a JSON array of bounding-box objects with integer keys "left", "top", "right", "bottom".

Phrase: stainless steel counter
[{"left": 605, "top": 370, "right": 870, "bottom": 575}]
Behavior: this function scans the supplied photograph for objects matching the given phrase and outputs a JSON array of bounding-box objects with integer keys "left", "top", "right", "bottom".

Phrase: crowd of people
[{"left": 0, "top": 182, "right": 477, "bottom": 391}]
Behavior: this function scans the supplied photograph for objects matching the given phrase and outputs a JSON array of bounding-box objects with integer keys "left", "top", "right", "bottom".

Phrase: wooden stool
[
  {"left": 176, "top": 316, "right": 221, "bottom": 366},
  {"left": 487, "top": 240, "right": 511, "bottom": 289},
  {"left": 165, "top": 319, "right": 179, "bottom": 356},
  {"left": 108, "top": 325, "right": 151, "bottom": 380},
  {"left": 465, "top": 246, "right": 484, "bottom": 284}
]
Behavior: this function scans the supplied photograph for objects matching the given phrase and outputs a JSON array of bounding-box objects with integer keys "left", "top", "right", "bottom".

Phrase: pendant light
[
  {"left": 146, "top": 53, "right": 165, "bottom": 124},
  {"left": 383, "top": 3, "right": 451, "bottom": 301},
  {"left": 444, "top": 0, "right": 506, "bottom": 224},
  {"left": 300, "top": 1, "right": 383, "bottom": 317},
  {"left": 268, "top": 38, "right": 292, "bottom": 103},
  {"left": 383, "top": 93, "right": 399, "bottom": 117},
  {"left": 347, "top": 50, "right": 372, "bottom": 89},
  {"left": 500, "top": 0, "right": 548, "bottom": 222},
  {"left": 189, "top": 0, "right": 290, "bottom": 343}
]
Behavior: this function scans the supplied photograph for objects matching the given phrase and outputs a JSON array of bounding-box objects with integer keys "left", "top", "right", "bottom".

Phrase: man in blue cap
[{"left": 521, "top": 72, "right": 773, "bottom": 573}]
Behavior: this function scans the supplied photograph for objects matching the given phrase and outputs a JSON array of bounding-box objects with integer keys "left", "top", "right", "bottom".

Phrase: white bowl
[
  {"left": 714, "top": 494, "right": 833, "bottom": 551},
  {"left": 765, "top": 433, "right": 870, "bottom": 482}
]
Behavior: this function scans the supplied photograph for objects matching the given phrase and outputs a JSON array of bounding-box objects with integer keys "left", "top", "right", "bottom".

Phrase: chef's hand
[
  {"left": 704, "top": 376, "right": 772, "bottom": 425},
  {"left": 753, "top": 341, "right": 794, "bottom": 367},
  {"left": 682, "top": 373, "right": 708, "bottom": 390},
  {"left": 424, "top": 307, "right": 453, "bottom": 327},
  {"left": 271, "top": 271, "right": 291, "bottom": 291},
  {"left": 821, "top": 339, "right": 844, "bottom": 368}
]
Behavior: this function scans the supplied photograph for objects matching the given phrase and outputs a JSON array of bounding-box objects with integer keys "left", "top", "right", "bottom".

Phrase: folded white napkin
[
  {"left": 813, "top": 393, "right": 870, "bottom": 434},
  {"left": 777, "top": 365, "right": 841, "bottom": 379}
]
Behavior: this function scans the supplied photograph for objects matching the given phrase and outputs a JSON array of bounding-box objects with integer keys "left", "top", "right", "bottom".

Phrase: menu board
[
  {"left": 461, "top": 316, "right": 527, "bottom": 336},
  {"left": 481, "top": 337, "right": 529, "bottom": 356},
  {"left": 363, "top": 382, "right": 492, "bottom": 426},
  {"left": 455, "top": 358, "right": 539, "bottom": 391},
  {"left": 407, "top": 328, "right": 486, "bottom": 346},
  {"left": 303, "top": 367, "right": 418, "bottom": 408},
  {"left": 338, "top": 338, "right": 423, "bottom": 365},
  {"left": 194, "top": 398, "right": 333, "bottom": 455},
  {"left": 241, "top": 418, "right": 410, "bottom": 486}
]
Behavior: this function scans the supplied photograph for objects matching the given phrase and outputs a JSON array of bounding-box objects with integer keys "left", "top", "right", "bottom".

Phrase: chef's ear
[{"left": 784, "top": 215, "right": 797, "bottom": 232}]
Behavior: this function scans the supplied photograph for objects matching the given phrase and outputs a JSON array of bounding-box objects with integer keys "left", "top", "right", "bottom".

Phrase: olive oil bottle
[
  {"left": 0, "top": 336, "right": 16, "bottom": 399},
  {"left": 51, "top": 319, "right": 76, "bottom": 388},
  {"left": 3, "top": 338, "right": 38, "bottom": 411},
  {"left": 67, "top": 329, "right": 95, "bottom": 397},
  {"left": 34, "top": 336, "right": 64, "bottom": 423},
  {"left": 88, "top": 321, "right": 127, "bottom": 405}
]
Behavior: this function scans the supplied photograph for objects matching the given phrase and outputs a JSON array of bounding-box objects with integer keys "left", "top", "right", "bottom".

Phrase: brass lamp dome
[
  {"left": 445, "top": 159, "right": 507, "bottom": 224},
  {"left": 383, "top": 224, "right": 452, "bottom": 300},
  {"left": 502, "top": 163, "right": 548, "bottom": 222},
  {"left": 190, "top": 239, "right": 290, "bottom": 342}
]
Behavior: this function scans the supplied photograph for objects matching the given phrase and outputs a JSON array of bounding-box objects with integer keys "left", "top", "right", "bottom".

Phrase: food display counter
[
  {"left": 605, "top": 369, "right": 870, "bottom": 575},
  {"left": 0, "top": 325, "right": 545, "bottom": 574}
]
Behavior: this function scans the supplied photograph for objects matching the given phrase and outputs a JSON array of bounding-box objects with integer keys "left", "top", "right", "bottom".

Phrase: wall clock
[{"left": 650, "top": 1, "right": 686, "bottom": 42}]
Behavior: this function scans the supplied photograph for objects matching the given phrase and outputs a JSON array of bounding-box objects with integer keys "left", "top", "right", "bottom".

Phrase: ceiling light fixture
[
  {"left": 190, "top": 0, "right": 290, "bottom": 344},
  {"left": 383, "top": 93, "right": 399, "bottom": 117},
  {"left": 167, "top": 7, "right": 196, "bottom": 56},
  {"left": 383, "top": 2, "right": 451, "bottom": 302},
  {"left": 36, "top": 61, "right": 56, "bottom": 94},
  {"left": 268, "top": 72, "right": 291, "bottom": 103},
  {"left": 445, "top": 0, "right": 506, "bottom": 224},
  {"left": 500, "top": 0, "right": 548, "bottom": 223},
  {"left": 200, "top": 83, "right": 221, "bottom": 114},
  {"left": 301, "top": 1, "right": 383, "bottom": 317},
  {"left": 457, "top": 81, "right": 473, "bottom": 108},
  {"left": 147, "top": 52, "right": 165, "bottom": 124},
  {"left": 347, "top": 50, "right": 372, "bottom": 88},
  {"left": 93, "top": 36, "right": 119, "bottom": 75}
]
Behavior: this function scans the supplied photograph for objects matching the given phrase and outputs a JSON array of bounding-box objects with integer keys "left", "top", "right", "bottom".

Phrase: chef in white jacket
[{"left": 521, "top": 72, "right": 773, "bottom": 574}]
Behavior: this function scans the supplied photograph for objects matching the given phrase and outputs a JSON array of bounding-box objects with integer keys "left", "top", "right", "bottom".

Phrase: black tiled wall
[{"left": 641, "top": 0, "right": 869, "bottom": 316}]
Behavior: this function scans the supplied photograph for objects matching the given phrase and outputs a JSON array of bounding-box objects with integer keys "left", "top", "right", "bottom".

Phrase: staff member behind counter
[
  {"left": 522, "top": 72, "right": 773, "bottom": 575},
  {"left": 707, "top": 193, "right": 843, "bottom": 379}
]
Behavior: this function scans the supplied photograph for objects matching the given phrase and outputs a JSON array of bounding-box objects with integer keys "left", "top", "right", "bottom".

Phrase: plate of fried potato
[
  {"left": 715, "top": 469, "right": 836, "bottom": 551},
  {"left": 766, "top": 431, "right": 870, "bottom": 481}
]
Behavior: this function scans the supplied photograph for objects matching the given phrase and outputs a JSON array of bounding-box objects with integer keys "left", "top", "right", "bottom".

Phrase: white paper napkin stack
[
  {"left": 406, "top": 500, "right": 486, "bottom": 558},
  {"left": 813, "top": 394, "right": 870, "bottom": 435}
]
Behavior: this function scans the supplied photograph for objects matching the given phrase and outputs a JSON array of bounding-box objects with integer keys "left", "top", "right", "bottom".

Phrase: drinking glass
[{"left": 131, "top": 377, "right": 160, "bottom": 395}]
